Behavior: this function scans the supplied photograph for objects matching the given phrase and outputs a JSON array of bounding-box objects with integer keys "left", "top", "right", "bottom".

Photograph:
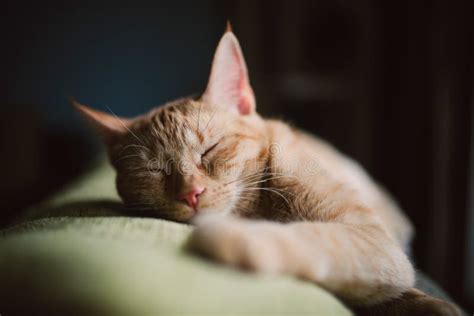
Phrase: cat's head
[{"left": 73, "top": 28, "right": 270, "bottom": 222}]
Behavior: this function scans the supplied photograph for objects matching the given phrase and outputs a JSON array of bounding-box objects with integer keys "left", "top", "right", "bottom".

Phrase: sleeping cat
[{"left": 72, "top": 26, "right": 460, "bottom": 315}]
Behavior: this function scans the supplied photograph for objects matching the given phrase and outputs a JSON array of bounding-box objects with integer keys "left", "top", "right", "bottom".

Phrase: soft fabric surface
[
  {"left": 0, "top": 159, "right": 351, "bottom": 316},
  {"left": 0, "top": 158, "right": 460, "bottom": 315}
]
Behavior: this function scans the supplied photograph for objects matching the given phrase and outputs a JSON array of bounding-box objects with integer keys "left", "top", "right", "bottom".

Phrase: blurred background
[{"left": 2, "top": 0, "right": 473, "bottom": 310}]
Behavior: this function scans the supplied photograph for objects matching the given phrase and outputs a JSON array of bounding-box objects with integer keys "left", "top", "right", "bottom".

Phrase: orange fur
[{"left": 73, "top": 29, "right": 460, "bottom": 315}]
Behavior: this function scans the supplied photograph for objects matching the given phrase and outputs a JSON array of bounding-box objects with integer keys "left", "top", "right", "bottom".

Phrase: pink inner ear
[
  {"left": 239, "top": 83, "right": 255, "bottom": 115},
  {"left": 203, "top": 31, "right": 255, "bottom": 115},
  {"left": 231, "top": 40, "right": 254, "bottom": 115}
]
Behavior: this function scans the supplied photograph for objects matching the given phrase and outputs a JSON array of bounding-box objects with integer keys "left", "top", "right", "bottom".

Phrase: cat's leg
[
  {"left": 188, "top": 215, "right": 414, "bottom": 305},
  {"left": 188, "top": 216, "right": 461, "bottom": 315}
]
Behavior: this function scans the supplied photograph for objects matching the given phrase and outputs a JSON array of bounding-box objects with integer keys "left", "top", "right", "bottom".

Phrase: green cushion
[{"left": 0, "top": 159, "right": 351, "bottom": 316}]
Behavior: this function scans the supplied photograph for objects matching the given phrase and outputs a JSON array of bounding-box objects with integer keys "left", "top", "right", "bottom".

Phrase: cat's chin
[
  {"left": 166, "top": 207, "right": 212, "bottom": 223},
  {"left": 170, "top": 211, "right": 206, "bottom": 224},
  {"left": 139, "top": 200, "right": 233, "bottom": 223},
  {"left": 158, "top": 205, "right": 196, "bottom": 223},
  {"left": 165, "top": 213, "right": 195, "bottom": 224}
]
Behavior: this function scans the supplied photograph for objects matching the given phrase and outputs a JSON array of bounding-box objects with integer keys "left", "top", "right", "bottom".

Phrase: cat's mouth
[
  {"left": 167, "top": 196, "right": 223, "bottom": 222},
  {"left": 124, "top": 190, "right": 229, "bottom": 223}
]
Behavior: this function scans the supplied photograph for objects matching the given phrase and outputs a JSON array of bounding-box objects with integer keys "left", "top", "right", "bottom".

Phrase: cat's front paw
[{"left": 187, "top": 215, "right": 286, "bottom": 274}]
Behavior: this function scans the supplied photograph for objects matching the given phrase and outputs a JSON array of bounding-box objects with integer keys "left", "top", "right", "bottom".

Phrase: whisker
[
  {"left": 202, "top": 108, "right": 217, "bottom": 134},
  {"left": 114, "top": 154, "right": 145, "bottom": 164},
  {"left": 223, "top": 171, "right": 264, "bottom": 186},
  {"left": 211, "top": 185, "right": 262, "bottom": 206},
  {"left": 241, "top": 187, "right": 293, "bottom": 209},
  {"left": 209, "top": 191, "right": 260, "bottom": 211},
  {"left": 105, "top": 105, "right": 146, "bottom": 145},
  {"left": 197, "top": 102, "right": 203, "bottom": 133},
  {"left": 224, "top": 171, "right": 296, "bottom": 187},
  {"left": 242, "top": 175, "right": 299, "bottom": 187},
  {"left": 119, "top": 144, "right": 150, "bottom": 154}
]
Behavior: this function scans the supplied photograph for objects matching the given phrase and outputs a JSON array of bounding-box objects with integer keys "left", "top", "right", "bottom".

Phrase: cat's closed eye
[{"left": 201, "top": 143, "right": 219, "bottom": 160}]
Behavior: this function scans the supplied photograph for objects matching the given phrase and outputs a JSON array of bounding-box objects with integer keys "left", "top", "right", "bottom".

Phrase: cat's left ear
[
  {"left": 70, "top": 97, "right": 132, "bottom": 146},
  {"left": 202, "top": 25, "right": 256, "bottom": 115}
]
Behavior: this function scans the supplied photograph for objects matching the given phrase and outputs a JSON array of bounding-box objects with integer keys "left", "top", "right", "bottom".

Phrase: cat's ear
[
  {"left": 70, "top": 97, "right": 131, "bottom": 145},
  {"left": 202, "top": 25, "right": 255, "bottom": 115}
]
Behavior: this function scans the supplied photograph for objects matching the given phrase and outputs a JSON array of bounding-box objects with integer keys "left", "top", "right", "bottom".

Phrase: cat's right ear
[
  {"left": 202, "top": 24, "right": 256, "bottom": 115},
  {"left": 70, "top": 97, "right": 131, "bottom": 145}
]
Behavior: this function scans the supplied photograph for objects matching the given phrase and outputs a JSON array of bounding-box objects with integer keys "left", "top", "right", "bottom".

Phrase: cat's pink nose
[{"left": 178, "top": 187, "right": 205, "bottom": 209}]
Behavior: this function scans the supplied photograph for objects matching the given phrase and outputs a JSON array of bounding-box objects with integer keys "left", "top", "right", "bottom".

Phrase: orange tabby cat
[{"left": 73, "top": 26, "right": 460, "bottom": 315}]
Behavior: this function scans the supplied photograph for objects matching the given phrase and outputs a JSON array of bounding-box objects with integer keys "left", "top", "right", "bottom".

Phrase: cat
[{"left": 72, "top": 25, "right": 461, "bottom": 315}]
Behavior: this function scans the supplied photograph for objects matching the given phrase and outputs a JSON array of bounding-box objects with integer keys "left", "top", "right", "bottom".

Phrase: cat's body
[
  {"left": 73, "top": 26, "right": 460, "bottom": 315},
  {"left": 254, "top": 119, "right": 413, "bottom": 249}
]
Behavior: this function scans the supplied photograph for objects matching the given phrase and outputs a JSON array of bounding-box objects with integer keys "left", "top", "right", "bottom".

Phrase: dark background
[{"left": 2, "top": 0, "right": 473, "bottom": 310}]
